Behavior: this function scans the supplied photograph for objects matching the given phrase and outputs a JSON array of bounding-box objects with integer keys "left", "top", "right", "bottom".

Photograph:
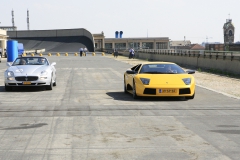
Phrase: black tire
[
  {"left": 132, "top": 81, "right": 138, "bottom": 99},
  {"left": 185, "top": 93, "right": 195, "bottom": 100},
  {"left": 53, "top": 78, "right": 56, "bottom": 86},
  {"left": 46, "top": 78, "right": 53, "bottom": 90},
  {"left": 5, "top": 85, "right": 12, "bottom": 91},
  {"left": 124, "top": 77, "right": 127, "bottom": 93}
]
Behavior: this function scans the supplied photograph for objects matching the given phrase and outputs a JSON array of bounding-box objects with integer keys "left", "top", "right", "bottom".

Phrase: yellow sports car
[{"left": 124, "top": 62, "right": 195, "bottom": 99}]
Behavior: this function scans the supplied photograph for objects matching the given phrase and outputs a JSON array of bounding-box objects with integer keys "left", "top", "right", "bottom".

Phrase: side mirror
[
  {"left": 51, "top": 62, "right": 56, "bottom": 66},
  {"left": 186, "top": 70, "right": 195, "bottom": 74},
  {"left": 126, "top": 70, "right": 136, "bottom": 74}
]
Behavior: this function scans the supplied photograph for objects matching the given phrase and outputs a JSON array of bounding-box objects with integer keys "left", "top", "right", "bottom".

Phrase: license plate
[
  {"left": 23, "top": 81, "right": 31, "bottom": 85},
  {"left": 159, "top": 89, "right": 176, "bottom": 93}
]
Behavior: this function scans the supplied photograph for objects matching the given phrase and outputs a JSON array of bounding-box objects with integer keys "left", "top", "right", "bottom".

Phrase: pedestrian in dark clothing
[
  {"left": 114, "top": 49, "right": 118, "bottom": 58},
  {"left": 79, "top": 48, "right": 83, "bottom": 57}
]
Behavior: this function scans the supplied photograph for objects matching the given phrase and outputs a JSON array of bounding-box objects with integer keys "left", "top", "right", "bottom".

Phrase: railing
[{"left": 135, "top": 49, "right": 240, "bottom": 61}]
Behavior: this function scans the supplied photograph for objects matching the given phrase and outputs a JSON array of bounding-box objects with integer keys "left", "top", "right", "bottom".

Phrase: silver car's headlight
[
  {"left": 140, "top": 78, "right": 150, "bottom": 85},
  {"left": 40, "top": 71, "right": 48, "bottom": 80},
  {"left": 182, "top": 78, "right": 191, "bottom": 85},
  {"left": 7, "top": 71, "right": 15, "bottom": 80},
  {"left": 7, "top": 71, "right": 14, "bottom": 77}
]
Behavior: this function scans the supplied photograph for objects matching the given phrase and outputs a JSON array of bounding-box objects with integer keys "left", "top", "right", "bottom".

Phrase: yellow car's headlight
[
  {"left": 140, "top": 78, "right": 150, "bottom": 85},
  {"left": 182, "top": 78, "right": 191, "bottom": 85}
]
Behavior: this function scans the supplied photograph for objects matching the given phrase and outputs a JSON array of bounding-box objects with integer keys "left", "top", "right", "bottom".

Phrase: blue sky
[{"left": 1, "top": 0, "right": 239, "bottom": 43}]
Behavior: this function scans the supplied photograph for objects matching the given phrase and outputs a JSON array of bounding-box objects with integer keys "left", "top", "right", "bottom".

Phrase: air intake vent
[
  {"left": 144, "top": 88, "right": 156, "bottom": 95},
  {"left": 179, "top": 88, "right": 191, "bottom": 94}
]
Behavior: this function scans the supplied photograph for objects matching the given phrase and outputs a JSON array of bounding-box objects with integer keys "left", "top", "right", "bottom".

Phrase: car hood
[
  {"left": 138, "top": 74, "right": 194, "bottom": 85},
  {"left": 7, "top": 65, "right": 50, "bottom": 76}
]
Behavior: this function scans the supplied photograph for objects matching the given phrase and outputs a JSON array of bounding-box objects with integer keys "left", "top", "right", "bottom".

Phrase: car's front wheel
[
  {"left": 53, "top": 78, "right": 56, "bottom": 86},
  {"left": 132, "top": 81, "right": 138, "bottom": 99},
  {"left": 46, "top": 77, "right": 53, "bottom": 90},
  {"left": 185, "top": 93, "right": 195, "bottom": 100}
]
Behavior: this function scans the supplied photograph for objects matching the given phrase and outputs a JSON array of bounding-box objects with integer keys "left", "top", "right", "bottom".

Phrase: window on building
[
  {"left": 114, "top": 43, "right": 126, "bottom": 49},
  {"left": 142, "top": 42, "right": 153, "bottom": 49},
  {"left": 105, "top": 43, "right": 113, "bottom": 49},
  {"left": 128, "top": 42, "right": 140, "bottom": 49},
  {"left": 156, "top": 42, "right": 168, "bottom": 49}
]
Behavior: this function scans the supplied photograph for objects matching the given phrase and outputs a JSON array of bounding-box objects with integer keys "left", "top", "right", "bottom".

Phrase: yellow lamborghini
[{"left": 124, "top": 62, "right": 195, "bottom": 99}]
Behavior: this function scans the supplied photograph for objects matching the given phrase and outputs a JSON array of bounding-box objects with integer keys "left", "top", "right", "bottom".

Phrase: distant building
[
  {"left": 104, "top": 37, "right": 170, "bottom": 51},
  {"left": 93, "top": 32, "right": 170, "bottom": 51},
  {"left": 0, "top": 29, "right": 8, "bottom": 57},
  {"left": 205, "top": 44, "right": 225, "bottom": 51},
  {"left": 223, "top": 19, "right": 235, "bottom": 44},
  {"left": 176, "top": 44, "right": 205, "bottom": 50},
  {"left": 0, "top": 26, "right": 17, "bottom": 31},
  {"left": 169, "top": 40, "right": 191, "bottom": 49},
  {"left": 201, "top": 42, "right": 221, "bottom": 48}
]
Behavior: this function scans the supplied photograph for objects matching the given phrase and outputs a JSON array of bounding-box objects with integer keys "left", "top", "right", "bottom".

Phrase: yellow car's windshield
[{"left": 139, "top": 64, "right": 185, "bottom": 74}]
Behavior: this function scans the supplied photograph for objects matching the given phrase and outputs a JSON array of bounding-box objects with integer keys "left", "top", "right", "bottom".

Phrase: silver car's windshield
[
  {"left": 12, "top": 57, "right": 49, "bottom": 66},
  {"left": 139, "top": 64, "right": 185, "bottom": 74}
]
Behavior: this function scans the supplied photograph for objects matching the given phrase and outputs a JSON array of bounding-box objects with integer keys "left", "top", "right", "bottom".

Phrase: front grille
[
  {"left": 143, "top": 88, "right": 156, "bottom": 95},
  {"left": 15, "top": 76, "right": 38, "bottom": 81},
  {"left": 179, "top": 88, "right": 191, "bottom": 94}
]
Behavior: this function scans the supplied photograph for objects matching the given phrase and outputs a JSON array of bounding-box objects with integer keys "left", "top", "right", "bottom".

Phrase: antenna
[
  {"left": 27, "top": 9, "right": 30, "bottom": 30},
  {"left": 12, "top": 9, "right": 15, "bottom": 28},
  {"left": 147, "top": 29, "right": 148, "bottom": 38}
]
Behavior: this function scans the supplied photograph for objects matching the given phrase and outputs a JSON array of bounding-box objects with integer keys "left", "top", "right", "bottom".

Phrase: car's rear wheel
[
  {"left": 46, "top": 77, "right": 53, "bottom": 90},
  {"left": 5, "top": 85, "right": 12, "bottom": 91},
  {"left": 124, "top": 77, "right": 127, "bottom": 93},
  {"left": 185, "top": 93, "right": 195, "bottom": 99},
  {"left": 132, "top": 81, "right": 138, "bottom": 99}
]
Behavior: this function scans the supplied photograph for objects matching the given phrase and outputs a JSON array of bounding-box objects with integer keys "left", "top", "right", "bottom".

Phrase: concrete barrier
[{"left": 120, "top": 51, "right": 240, "bottom": 75}]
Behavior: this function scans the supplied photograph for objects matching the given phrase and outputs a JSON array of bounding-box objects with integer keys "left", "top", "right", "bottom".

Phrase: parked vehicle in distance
[
  {"left": 4, "top": 56, "right": 57, "bottom": 91},
  {"left": 124, "top": 62, "right": 196, "bottom": 99}
]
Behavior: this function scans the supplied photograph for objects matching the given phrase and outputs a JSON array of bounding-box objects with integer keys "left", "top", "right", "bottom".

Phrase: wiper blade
[
  {"left": 166, "top": 72, "right": 176, "bottom": 74},
  {"left": 141, "top": 72, "right": 164, "bottom": 74}
]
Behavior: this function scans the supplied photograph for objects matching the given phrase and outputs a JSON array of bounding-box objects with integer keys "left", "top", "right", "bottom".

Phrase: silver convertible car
[{"left": 4, "top": 56, "right": 56, "bottom": 91}]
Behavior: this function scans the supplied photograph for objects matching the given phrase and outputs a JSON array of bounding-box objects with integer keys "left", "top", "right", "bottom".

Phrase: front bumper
[
  {"left": 135, "top": 84, "right": 195, "bottom": 97},
  {"left": 5, "top": 77, "right": 51, "bottom": 86}
]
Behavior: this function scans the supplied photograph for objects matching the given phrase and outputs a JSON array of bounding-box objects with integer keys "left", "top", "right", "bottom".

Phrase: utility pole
[
  {"left": 12, "top": 9, "right": 15, "bottom": 28},
  {"left": 27, "top": 9, "right": 30, "bottom": 30}
]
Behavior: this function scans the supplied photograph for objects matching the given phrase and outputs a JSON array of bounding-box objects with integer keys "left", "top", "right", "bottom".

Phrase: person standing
[
  {"left": 132, "top": 48, "right": 135, "bottom": 59},
  {"left": 114, "top": 48, "right": 118, "bottom": 58},
  {"left": 79, "top": 47, "right": 83, "bottom": 57},
  {"left": 84, "top": 47, "right": 88, "bottom": 56},
  {"left": 129, "top": 48, "right": 132, "bottom": 59}
]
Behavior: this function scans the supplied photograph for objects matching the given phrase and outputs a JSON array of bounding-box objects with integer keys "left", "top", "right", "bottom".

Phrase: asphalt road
[{"left": 0, "top": 54, "right": 240, "bottom": 160}]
